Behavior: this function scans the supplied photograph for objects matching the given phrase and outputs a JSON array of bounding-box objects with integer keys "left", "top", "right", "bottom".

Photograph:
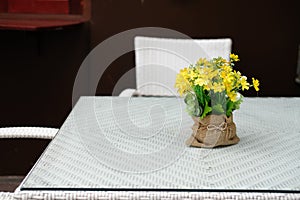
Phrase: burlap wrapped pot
[{"left": 186, "top": 114, "right": 240, "bottom": 148}]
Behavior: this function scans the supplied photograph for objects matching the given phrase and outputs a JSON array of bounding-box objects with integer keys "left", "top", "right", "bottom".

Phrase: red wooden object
[
  {"left": 0, "top": 18, "right": 83, "bottom": 30},
  {"left": 0, "top": 0, "right": 8, "bottom": 12},
  {"left": 69, "top": 0, "right": 82, "bottom": 14},
  {"left": 8, "top": 0, "right": 69, "bottom": 14},
  {"left": 0, "top": 0, "right": 90, "bottom": 30}
]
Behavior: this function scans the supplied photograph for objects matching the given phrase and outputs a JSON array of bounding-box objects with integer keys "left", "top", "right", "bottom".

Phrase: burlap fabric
[{"left": 186, "top": 114, "right": 240, "bottom": 148}]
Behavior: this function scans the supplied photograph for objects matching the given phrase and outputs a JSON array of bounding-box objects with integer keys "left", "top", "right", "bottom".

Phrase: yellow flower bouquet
[{"left": 175, "top": 54, "right": 259, "bottom": 148}]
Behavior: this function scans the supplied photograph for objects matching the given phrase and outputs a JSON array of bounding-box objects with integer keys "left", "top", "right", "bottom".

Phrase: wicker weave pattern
[
  {"left": 18, "top": 97, "right": 300, "bottom": 198},
  {"left": 120, "top": 37, "right": 232, "bottom": 97},
  {"left": 13, "top": 191, "right": 300, "bottom": 200},
  {"left": 0, "top": 192, "right": 14, "bottom": 200},
  {"left": 0, "top": 127, "right": 58, "bottom": 139}
]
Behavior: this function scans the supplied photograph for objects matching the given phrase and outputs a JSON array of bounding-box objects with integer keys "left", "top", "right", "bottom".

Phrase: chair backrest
[{"left": 134, "top": 36, "right": 232, "bottom": 96}]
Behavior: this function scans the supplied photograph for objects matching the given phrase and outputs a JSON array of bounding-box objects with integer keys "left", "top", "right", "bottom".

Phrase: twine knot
[{"left": 207, "top": 122, "right": 227, "bottom": 132}]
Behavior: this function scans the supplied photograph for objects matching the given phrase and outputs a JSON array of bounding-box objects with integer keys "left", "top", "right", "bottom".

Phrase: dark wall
[
  {"left": 91, "top": 0, "right": 300, "bottom": 96},
  {"left": 0, "top": 139, "right": 50, "bottom": 175},
  {"left": 0, "top": 24, "right": 90, "bottom": 128}
]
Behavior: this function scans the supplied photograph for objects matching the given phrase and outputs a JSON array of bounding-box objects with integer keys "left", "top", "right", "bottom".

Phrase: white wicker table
[{"left": 16, "top": 97, "right": 300, "bottom": 199}]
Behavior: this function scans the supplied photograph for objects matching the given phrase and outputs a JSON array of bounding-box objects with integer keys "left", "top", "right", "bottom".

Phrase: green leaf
[
  {"left": 184, "top": 91, "right": 202, "bottom": 117},
  {"left": 184, "top": 92, "right": 194, "bottom": 104},
  {"left": 194, "top": 107, "right": 201, "bottom": 116},
  {"left": 187, "top": 100, "right": 195, "bottom": 107},
  {"left": 212, "top": 104, "right": 225, "bottom": 114},
  {"left": 200, "top": 101, "right": 212, "bottom": 119},
  {"left": 204, "top": 90, "right": 211, "bottom": 104},
  {"left": 226, "top": 95, "right": 243, "bottom": 117},
  {"left": 233, "top": 96, "right": 243, "bottom": 110},
  {"left": 194, "top": 85, "right": 205, "bottom": 107},
  {"left": 226, "top": 100, "right": 234, "bottom": 117}
]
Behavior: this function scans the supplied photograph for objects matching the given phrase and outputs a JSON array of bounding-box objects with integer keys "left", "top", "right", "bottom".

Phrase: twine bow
[{"left": 207, "top": 122, "right": 227, "bottom": 132}]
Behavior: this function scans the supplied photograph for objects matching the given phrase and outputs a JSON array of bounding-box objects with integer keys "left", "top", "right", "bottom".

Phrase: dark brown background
[{"left": 0, "top": 0, "right": 300, "bottom": 175}]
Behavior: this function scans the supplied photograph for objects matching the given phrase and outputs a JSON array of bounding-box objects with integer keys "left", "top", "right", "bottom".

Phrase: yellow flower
[
  {"left": 175, "top": 54, "right": 260, "bottom": 103},
  {"left": 220, "top": 71, "right": 227, "bottom": 79},
  {"left": 179, "top": 68, "right": 189, "bottom": 79},
  {"left": 194, "top": 77, "right": 208, "bottom": 86},
  {"left": 230, "top": 53, "right": 240, "bottom": 62},
  {"left": 240, "top": 76, "right": 250, "bottom": 91},
  {"left": 220, "top": 65, "right": 233, "bottom": 81},
  {"left": 220, "top": 65, "right": 232, "bottom": 73},
  {"left": 188, "top": 69, "right": 198, "bottom": 80},
  {"left": 227, "top": 91, "right": 238, "bottom": 102},
  {"left": 212, "top": 82, "right": 225, "bottom": 93},
  {"left": 204, "top": 81, "right": 213, "bottom": 91},
  {"left": 223, "top": 73, "right": 234, "bottom": 86},
  {"left": 252, "top": 78, "right": 260, "bottom": 91},
  {"left": 202, "top": 66, "right": 214, "bottom": 74},
  {"left": 221, "top": 58, "right": 228, "bottom": 63},
  {"left": 233, "top": 70, "right": 241, "bottom": 79},
  {"left": 207, "top": 69, "right": 219, "bottom": 80},
  {"left": 197, "top": 58, "right": 208, "bottom": 66},
  {"left": 175, "top": 73, "right": 191, "bottom": 96},
  {"left": 224, "top": 81, "right": 232, "bottom": 93}
]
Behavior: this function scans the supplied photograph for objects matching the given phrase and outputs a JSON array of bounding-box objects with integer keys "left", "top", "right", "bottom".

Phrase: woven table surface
[{"left": 20, "top": 97, "right": 300, "bottom": 192}]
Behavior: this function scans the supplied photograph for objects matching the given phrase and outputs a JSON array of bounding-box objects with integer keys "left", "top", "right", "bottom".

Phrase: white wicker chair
[
  {"left": 119, "top": 36, "right": 232, "bottom": 97},
  {"left": 0, "top": 127, "right": 58, "bottom": 199},
  {"left": 0, "top": 192, "right": 14, "bottom": 200},
  {"left": 0, "top": 127, "right": 58, "bottom": 139}
]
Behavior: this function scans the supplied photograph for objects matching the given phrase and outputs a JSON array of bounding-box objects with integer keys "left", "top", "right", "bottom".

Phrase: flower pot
[{"left": 186, "top": 114, "right": 239, "bottom": 148}]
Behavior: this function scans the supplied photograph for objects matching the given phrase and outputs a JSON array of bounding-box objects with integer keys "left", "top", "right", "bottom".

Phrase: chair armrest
[
  {"left": 0, "top": 192, "right": 13, "bottom": 200},
  {"left": 0, "top": 127, "right": 58, "bottom": 139},
  {"left": 118, "top": 88, "right": 140, "bottom": 97}
]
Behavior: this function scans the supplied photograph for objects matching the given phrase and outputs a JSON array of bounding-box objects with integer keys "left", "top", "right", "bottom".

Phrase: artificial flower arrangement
[{"left": 175, "top": 54, "right": 259, "bottom": 148}]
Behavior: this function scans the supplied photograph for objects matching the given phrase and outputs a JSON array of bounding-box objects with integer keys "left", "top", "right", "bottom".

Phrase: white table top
[{"left": 20, "top": 96, "right": 300, "bottom": 192}]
